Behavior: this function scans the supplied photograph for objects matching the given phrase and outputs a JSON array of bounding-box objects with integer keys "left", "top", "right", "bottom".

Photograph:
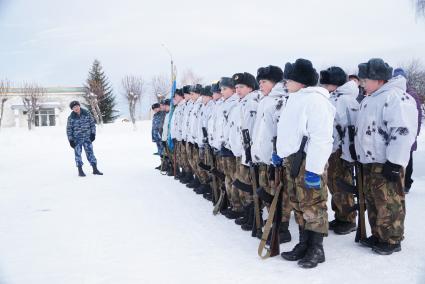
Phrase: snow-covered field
[{"left": 0, "top": 121, "right": 424, "bottom": 284}]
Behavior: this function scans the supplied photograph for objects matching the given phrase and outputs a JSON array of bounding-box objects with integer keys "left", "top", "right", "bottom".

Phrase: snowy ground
[{"left": 0, "top": 121, "right": 424, "bottom": 284}]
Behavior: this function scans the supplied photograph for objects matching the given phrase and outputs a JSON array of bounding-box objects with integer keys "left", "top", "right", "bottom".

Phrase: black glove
[
  {"left": 349, "top": 144, "right": 357, "bottom": 161},
  {"left": 69, "top": 140, "right": 76, "bottom": 148},
  {"left": 90, "top": 133, "right": 96, "bottom": 142},
  {"left": 382, "top": 161, "right": 402, "bottom": 182}
]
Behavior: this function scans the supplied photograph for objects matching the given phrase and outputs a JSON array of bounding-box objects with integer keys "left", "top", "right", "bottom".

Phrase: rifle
[
  {"left": 241, "top": 129, "right": 262, "bottom": 238},
  {"left": 201, "top": 127, "right": 219, "bottom": 204},
  {"left": 336, "top": 109, "right": 366, "bottom": 242},
  {"left": 258, "top": 137, "right": 282, "bottom": 259}
]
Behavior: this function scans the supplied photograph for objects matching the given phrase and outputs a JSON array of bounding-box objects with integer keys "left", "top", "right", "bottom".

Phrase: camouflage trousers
[
  {"left": 232, "top": 157, "right": 253, "bottom": 208},
  {"left": 362, "top": 163, "right": 405, "bottom": 244},
  {"left": 258, "top": 164, "right": 291, "bottom": 223},
  {"left": 74, "top": 141, "right": 97, "bottom": 167},
  {"left": 327, "top": 150, "right": 357, "bottom": 223},
  {"left": 195, "top": 146, "right": 210, "bottom": 184},
  {"left": 285, "top": 155, "right": 329, "bottom": 235},
  {"left": 213, "top": 154, "right": 225, "bottom": 194},
  {"left": 182, "top": 141, "right": 193, "bottom": 173},
  {"left": 219, "top": 155, "right": 241, "bottom": 211}
]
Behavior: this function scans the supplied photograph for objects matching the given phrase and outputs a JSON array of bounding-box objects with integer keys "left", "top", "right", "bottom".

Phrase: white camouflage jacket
[
  {"left": 208, "top": 99, "right": 224, "bottom": 150},
  {"left": 181, "top": 100, "right": 194, "bottom": 142},
  {"left": 276, "top": 86, "right": 336, "bottom": 175},
  {"left": 215, "top": 94, "right": 239, "bottom": 151},
  {"left": 329, "top": 80, "right": 360, "bottom": 162},
  {"left": 170, "top": 99, "right": 186, "bottom": 141},
  {"left": 354, "top": 76, "right": 418, "bottom": 168},
  {"left": 252, "top": 83, "right": 287, "bottom": 165},
  {"left": 226, "top": 91, "right": 261, "bottom": 164},
  {"left": 188, "top": 97, "right": 203, "bottom": 144},
  {"left": 196, "top": 99, "right": 215, "bottom": 147}
]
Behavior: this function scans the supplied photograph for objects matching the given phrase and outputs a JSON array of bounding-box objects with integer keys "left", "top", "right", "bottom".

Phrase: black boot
[
  {"left": 297, "top": 231, "right": 325, "bottom": 269},
  {"left": 236, "top": 205, "right": 251, "bottom": 226},
  {"left": 180, "top": 172, "right": 193, "bottom": 184},
  {"left": 279, "top": 221, "right": 292, "bottom": 243},
  {"left": 281, "top": 227, "right": 309, "bottom": 261},
  {"left": 225, "top": 209, "right": 244, "bottom": 220},
  {"left": 187, "top": 176, "right": 200, "bottom": 189},
  {"left": 194, "top": 184, "right": 208, "bottom": 194},
  {"left": 359, "top": 235, "right": 379, "bottom": 248},
  {"left": 92, "top": 164, "right": 103, "bottom": 175},
  {"left": 155, "top": 165, "right": 161, "bottom": 170},
  {"left": 174, "top": 168, "right": 182, "bottom": 180},
  {"left": 372, "top": 241, "right": 401, "bottom": 255},
  {"left": 328, "top": 219, "right": 342, "bottom": 231},
  {"left": 334, "top": 221, "right": 356, "bottom": 235},
  {"left": 78, "top": 166, "right": 86, "bottom": 177},
  {"left": 166, "top": 163, "right": 174, "bottom": 176}
]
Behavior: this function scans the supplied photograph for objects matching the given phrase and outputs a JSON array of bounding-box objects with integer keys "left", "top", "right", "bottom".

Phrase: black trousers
[{"left": 405, "top": 151, "right": 414, "bottom": 189}]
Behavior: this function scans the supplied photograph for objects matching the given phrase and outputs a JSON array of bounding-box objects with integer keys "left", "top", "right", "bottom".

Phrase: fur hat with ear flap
[
  {"left": 283, "top": 58, "right": 318, "bottom": 87},
  {"left": 219, "top": 77, "right": 235, "bottom": 89},
  {"left": 190, "top": 84, "right": 203, "bottom": 94},
  {"left": 69, "top": 100, "right": 80, "bottom": 109},
  {"left": 182, "top": 85, "right": 191, "bottom": 94},
  {"left": 232, "top": 72, "right": 259, "bottom": 90},
  {"left": 174, "top": 88, "right": 184, "bottom": 98},
  {"left": 201, "top": 85, "right": 212, "bottom": 97},
  {"left": 320, "top": 66, "right": 347, "bottom": 86},
  {"left": 211, "top": 82, "right": 221, "bottom": 94},
  {"left": 358, "top": 58, "right": 393, "bottom": 81},
  {"left": 256, "top": 65, "right": 283, "bottom": 83}
]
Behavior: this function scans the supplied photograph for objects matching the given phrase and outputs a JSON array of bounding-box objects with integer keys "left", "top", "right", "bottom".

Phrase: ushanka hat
[
  {"left": 283, "top": 58, "right": 318, "bottom": 87},
  {"left": 69, "top": 100, "right": 80, "bottom": 109},
  {"left": 358, "top": 58, "right": 393, "bottom": 81},
  {"left": 256, "top": 65, "right": 283, "bottom": 83},
  {"left": 232, "top": 72, "right": 259, "bottom": 90},
  {"left": 320, "top": 66, "right": 347, "bottom": 86}
]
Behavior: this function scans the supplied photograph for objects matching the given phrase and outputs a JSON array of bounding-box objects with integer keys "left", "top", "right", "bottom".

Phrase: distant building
[{"left": 2, "top": 87, "right": 85, "bottom": 128}]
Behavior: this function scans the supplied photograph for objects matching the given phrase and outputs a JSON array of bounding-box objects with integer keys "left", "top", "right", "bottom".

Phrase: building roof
[{"left": 5, "top": 87, "right": 85, "bottom": 96}]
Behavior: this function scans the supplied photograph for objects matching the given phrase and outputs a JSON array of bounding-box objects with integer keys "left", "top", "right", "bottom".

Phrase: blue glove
[
  {"left": 271, "top": 153, "right": 283, "bottom": 167},
  {"left": 304, "top": 171, "right": 321, "bottom": 189}
]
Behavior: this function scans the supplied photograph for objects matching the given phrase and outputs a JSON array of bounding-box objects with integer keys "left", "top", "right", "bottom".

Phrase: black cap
[
  {"left": 211, "top": 82, "right": 221, "bottom": 93},
  {"left": 174, "top": 88, "right": 184, "bottom": 97},
  {"left": 232, "top": 72, "right": 259, "bottom": 90},
  {"left": 182, "top": 85, "right": 191, "bottom": 94},
  {"left": 283, "top": 58, "right": 318, "bottom": 87},
  {"left": 219, "top": 77, "right": 235, "bottom": 89},
  {"left": 69, "top": 100, "right": 80, "bottom": 109},
  {"left": 151, "top": 103, "right": 160, "bottom": 110},
  {"left": 358, "top": 58, "right": 393, "bottom": 81},
  {"left": 190, "top": 84, "right": 203, "bottom": 94},
  {"left": 320, "top": 66, "right": 347, "bottom": 86},
  {"left": 256, "top": 65, "right": 284, "bottom": 83},
  {"left": 201, "top": 85, "right": 213, "bottom": 97}
]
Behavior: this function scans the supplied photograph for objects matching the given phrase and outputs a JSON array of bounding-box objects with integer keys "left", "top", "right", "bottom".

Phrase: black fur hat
[
  {"left": 358, "top": 58, "right": 393, "bottom": 81},
  {"left": 320, "top": 66, "right": 347, "bottom": 86},
  {"left": 162, "top": 99, "right": 171, "bottom": 106},
  {"left": 69, "top": 100, "right": 80, "bottom": 109},
  {"left": 211, "top": 82, "right": 221, "bottom": 94},
  {"left": 232, "top": 72, "right": 259, "bottom": 90},
  {"left": 190, "top": 84, "right": 203, "bottom": 94},
  {"left": 283, "top": 58, "right": 318, "bottom": 87},
  {"left": 174, "top": 88, "right": 184, "bottom": 97},
  {"left": 182, "top": 85, "right": 191, "bottom": 94},
  {"left": 151, "top": 103, "right": 160, "bottom": 110},
  {"left": 219, "top": 77, "right": 235, "bottom": 89},
  {"left": 201, "top": 85, "right": 212, "bottom": 97},
  {"left": 256, "top": 65, "right": 283, "bottom": 83}
]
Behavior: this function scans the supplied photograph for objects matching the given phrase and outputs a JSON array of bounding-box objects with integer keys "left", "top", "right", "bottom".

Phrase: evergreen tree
[{"left": 85, "top": 59, "right": 119, "bottom": 123}]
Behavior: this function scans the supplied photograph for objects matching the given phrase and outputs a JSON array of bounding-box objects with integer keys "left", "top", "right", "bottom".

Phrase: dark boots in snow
[
  {"left": 281, "top": 227, "right": 309, "bottom": 261},
  {"left": 92, "top": 164, "right": 103, "bottom": 175},
  {"left": 78, "top": 166, "right": 86, "bottom": 177},
  {"left": 297, "top": 231, "right": 325, "bottom": 269}
]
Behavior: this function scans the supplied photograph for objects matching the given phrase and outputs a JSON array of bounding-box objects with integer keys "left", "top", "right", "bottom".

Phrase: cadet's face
[
  {"left": 190, "top": 92, "right": 200, "bottom": 101},
  {"left": 285, "top": 80, "right": 305, "bottom": 93},
  {"left": 235, "top": 84, "right": 253, "bottom": 98},
  {"left": 212, "top": 92, "right": 222, "bottom": 101},
  {"left": 72, "top": 105, "right": 81, "bottom": 113},
  {"left": 153, "top": 107, "right": 160, "bottom": 113},
  {"left": 160, "top": 104, "right": 166, "bottom": 111},
  {"left": 259, "top": 80, "right": 275, "bottom": 96},
  {"left": 364, "top": 79, "right": 384, "bottom": 95},
  {"left": 165, "top": 105, "right": 170, "bottom": 112},
  {"left": 184, "top": 93, "right": 190, "bottom": 100},
  {"left": 202, "top": 96, "right": 212, "bottom": 104},
  {"left": 221, "top": 87, "right": 234, "bottom": 99}
]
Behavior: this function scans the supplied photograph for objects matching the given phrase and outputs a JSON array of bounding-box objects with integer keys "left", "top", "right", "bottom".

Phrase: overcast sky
[{"left": 0, "top": 0, "right": 424, "bottom": 94}]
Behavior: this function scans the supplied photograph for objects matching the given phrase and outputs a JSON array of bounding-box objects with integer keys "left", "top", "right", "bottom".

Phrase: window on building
[{"left": 35, "top": 108, "right": 56, "bottom": 127}]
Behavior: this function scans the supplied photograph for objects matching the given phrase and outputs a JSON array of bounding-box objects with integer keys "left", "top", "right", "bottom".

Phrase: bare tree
[
  {"left": 0, "top": 79, "right": 11, "bottom": 129},
  {"left": 402, "top": 59, "right": 425, "bottom": 98},
  {"left": 414, "top": 0, "right": 425, "bottom": 18},
  {"left": 179, "top": 69, "right": 203, "bottom": 86},
  {"left": 122, "top": 75, "right": 145, "bottom": 128},
  {"left": 22, "top": 83, "right": 45, "bottom": 130},
  {"left": 84, "top": 80, "right": 103, "bottom": 125},
  {"left": 151, "top": 74, "right": 171, "bottom": 102}
]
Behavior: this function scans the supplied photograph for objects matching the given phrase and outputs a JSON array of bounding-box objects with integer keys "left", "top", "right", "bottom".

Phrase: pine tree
[{"left": 85, "top": 59, "right": 119, "bottom": 123}]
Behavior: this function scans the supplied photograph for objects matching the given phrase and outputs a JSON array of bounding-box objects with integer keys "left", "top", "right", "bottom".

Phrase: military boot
[
  {"left": 334, "top": 221, "right": 356, "bottom": 235},
  {"left": 78, "top": 166, "right": 86, "bottom": 177},
  {"left": 279, "top": 221, "right": 292, "bottom": 243},
  {"left": 236, "top": 204, "right": 251, "bottom": 226},
  {"left": 360, "top": 235, "right": 379, "bottom": 248},
  {"left": 187, "top": 176, "right": 200, "bottom": 189},
  {"left": 372, "top": 241, "right": 401, "bottom": 255},
  {"left": 297, "top": 231, "right": 325, "bottom": 269},
  {"left": 281, "top": 227, "right": 309, "bottom": 261},
  {"left": 180, "top": 172, "right": 193, "bottom": 184},
  {"left": 92, "top": 164, "right": 103, "bottom": 175}
]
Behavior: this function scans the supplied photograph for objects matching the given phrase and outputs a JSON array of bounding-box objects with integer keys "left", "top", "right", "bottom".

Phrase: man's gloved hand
[
  {"left": 69, "top": 140, "right": 76, "bottom": 148},
  {"left": 90, "top": 133, "right": 96, "bottom": 142},
  {"left": 271, "top": 153, "right": 283, "bottom": 167},
  {"left": 382, "top": 161, "right": 402, "bottom": 182},
  {"left": 304, "top": 171, "right": 321, "bottom": 189}
]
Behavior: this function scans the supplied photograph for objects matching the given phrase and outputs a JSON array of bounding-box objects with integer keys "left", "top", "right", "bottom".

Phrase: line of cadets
[{"left": 155, "top": 57, "right": 418, "bottom": 269}]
